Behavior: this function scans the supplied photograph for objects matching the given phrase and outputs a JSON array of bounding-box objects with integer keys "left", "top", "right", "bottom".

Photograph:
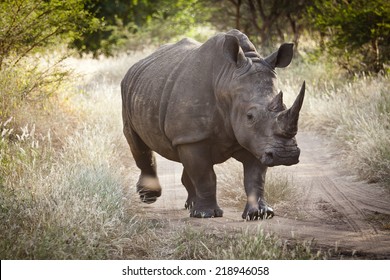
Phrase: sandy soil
[{"left": 140, "top": 131, "right": 390, "bottom": 259}]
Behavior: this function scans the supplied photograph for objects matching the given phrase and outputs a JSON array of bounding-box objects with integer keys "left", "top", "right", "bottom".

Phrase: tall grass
[
  {"left": 0, "top": 53, "right": 161, "bottom": 259},
  {"left": 279, "top": 58, "right": 390, "bottom": 187}
]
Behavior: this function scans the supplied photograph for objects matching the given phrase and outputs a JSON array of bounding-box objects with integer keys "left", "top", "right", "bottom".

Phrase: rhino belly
[{"left": 128, "top": 86, "right": 180, "bottom": 162}]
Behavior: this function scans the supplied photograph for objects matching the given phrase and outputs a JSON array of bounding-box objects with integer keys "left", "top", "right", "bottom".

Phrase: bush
[
  {"left": 0, "top": 56, "right": 69, "bottom": 119},
  {"left": 308, "top": 0, "right": 390, "bottom": 73},
  {"left": 0, "top": 0, "right": 98, "bottom": 68},
  {"left": 0, "top": 0, "right": 99, "bottom": 120}
]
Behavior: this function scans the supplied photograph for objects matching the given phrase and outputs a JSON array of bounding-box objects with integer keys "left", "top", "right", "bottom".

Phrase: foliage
[
  {"left": 71, "top": 0, "right": 144, "bottom": 57},
  {"left": 0, "top": 56, "right": 69, "bottom": 119},
  {"left": 71, "top": 0, "right": 214, "bottom": 56},
  {"left": 145, "top": 0, "right": 213, "bottom": 43},
  {"left": 208, "top": 0, "right": 311, "bottom": 53},
  {"left": 0, "top": 0, "right": 100, "bottom": 119},
  {"left": 0, "top": 0, "right": 99, "bottom": 68},
  {"left": 308, "top": 0, "right": 390, "bottom": 73},
  {"left": 3, "top": 0, "right": 387, "bottom": 74}
]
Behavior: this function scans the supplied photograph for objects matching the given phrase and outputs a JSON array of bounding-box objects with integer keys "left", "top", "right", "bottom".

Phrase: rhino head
[{"left": 221, "top": 34, "right": 305, "bottom": 167}]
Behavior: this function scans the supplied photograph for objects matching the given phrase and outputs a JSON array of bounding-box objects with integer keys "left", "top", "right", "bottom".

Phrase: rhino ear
[
  {"left": 223, "top": 35, "right": 247, "bottom": 67},
  {"left": 264, "top": 43, "right": 294, "bottom": 69}
]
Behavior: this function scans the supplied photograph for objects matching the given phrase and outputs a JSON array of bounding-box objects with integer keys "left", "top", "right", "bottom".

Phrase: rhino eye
[{"left": 247, "top": 112, "right": 254, "bottom": 121}]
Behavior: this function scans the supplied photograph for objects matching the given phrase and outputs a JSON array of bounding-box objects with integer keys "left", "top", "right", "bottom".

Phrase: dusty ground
[{"left": 135, "top": 131, "right": 390, "bottom": 259}]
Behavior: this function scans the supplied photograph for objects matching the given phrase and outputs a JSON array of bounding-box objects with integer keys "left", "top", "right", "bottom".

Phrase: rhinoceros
[{"left": 121, "top": 29, "right": 305, "bottom": 220}]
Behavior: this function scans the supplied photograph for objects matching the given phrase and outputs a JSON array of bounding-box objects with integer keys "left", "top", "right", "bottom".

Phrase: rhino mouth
[{"left": 260, "top": 148, "right": 300, "bottom": 167}]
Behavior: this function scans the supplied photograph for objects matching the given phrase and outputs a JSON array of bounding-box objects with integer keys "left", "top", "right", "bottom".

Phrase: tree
[
  {"left": 70, "top": 0, "right": 213, "bottom": 56},
  {"left": 0, "top": 0, "right": 100, "bottom": 118},
  {"left": 308, "top": 0, "right": 390, "bottom": 72},
  {"left": 70, "top": 0, "right": 155, "bottom": 57},
  {"left": 0, "top": 0, "right": 99, "bottom": 68},
  {"left": 209, "top": 0, "right": 311, "bottom": 53}
]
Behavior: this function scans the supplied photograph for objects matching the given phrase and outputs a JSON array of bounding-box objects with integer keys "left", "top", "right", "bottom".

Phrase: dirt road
[{"left": 142, "top": 131, "right": 390, "bottom": 259}]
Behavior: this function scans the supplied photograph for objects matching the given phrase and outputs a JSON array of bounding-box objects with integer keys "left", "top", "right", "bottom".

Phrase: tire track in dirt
[
  {"left": 141, "top": 131, "right": 390, "bottom": 258},
  {"left": 317, "top": 176, "right": 377, "bottom": 238},
  {"left": 280, "top": 132, "right": 390, "bottom": 256}
]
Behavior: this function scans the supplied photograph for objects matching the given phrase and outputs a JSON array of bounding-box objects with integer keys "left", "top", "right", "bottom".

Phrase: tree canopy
[
  {"left": 0, "top": 0, "right": 99, "bottom": 68},
  {"left": 0, "top": 0, "right": 389, "bottom": 73},
  {"left": 308, "top": 0, "right": 390, "bottom": 72}
]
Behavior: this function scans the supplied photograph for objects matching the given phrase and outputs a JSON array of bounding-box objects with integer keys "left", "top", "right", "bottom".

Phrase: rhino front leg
[
  {"left": 181, "top": 169, "right": 196, "bottom": 210},
  {"left": 177, "top": 143, "right": 223, "bottom": 218},
  {"left": 234, "top": 150, "right": 274, "bottom": 220}
]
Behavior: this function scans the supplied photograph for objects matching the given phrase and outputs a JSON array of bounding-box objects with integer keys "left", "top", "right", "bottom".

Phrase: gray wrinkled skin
[{"left": 121, "top": 29, "right": 305, "bottom": 220}]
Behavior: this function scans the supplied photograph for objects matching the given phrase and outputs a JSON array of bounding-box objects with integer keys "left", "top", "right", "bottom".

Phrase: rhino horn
[
  {"left": 290, "top": 80, "right": 305, "bottom": 120},
  {"left": 277, "top": 81, "right": 305, "bottom": 136},
  {"left": 268, "top": 91, "right": 285, "bottom": 112}
]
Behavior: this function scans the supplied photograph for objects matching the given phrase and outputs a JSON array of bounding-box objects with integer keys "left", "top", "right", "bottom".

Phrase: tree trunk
[
  {"left": 236, "top": 0, "right": 242, "bottom": 30},
  {"left": 371, "top": 38, "right": 381, "bottom": 72},
  {"left": 287, "top": 13, "right": 300, "bottom": 56}
]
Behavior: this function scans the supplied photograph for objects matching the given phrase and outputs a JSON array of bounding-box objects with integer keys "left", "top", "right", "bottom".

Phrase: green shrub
[{"left": 0, "top": 0, "right": 98, "bottom": 68}]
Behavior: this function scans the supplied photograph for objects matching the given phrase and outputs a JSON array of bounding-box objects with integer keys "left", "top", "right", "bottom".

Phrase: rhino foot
[
  {"left": 184, "top": 197, "right": 196, "bottom": 210},
  {"left": 138, "top": 189, "right": 161, "bottom": 204},
  {"left": 242, "top": 205, "right": 274, "bottom": 220},
  {"left": 136, "top": 176, "right": 161, "bottom": 204},
  {"left": 190, "top": 208, "right": 224, "bottom": 218}
]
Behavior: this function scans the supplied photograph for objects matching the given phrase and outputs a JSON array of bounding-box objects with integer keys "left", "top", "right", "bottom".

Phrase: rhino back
[{"left": 122, "top": 38, "right": 218, "bottom": 161}]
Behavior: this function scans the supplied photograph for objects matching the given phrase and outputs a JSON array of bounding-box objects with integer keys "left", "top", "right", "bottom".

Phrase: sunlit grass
[{"left": 0, "top": 52, "right": 159, "bottom": 259}]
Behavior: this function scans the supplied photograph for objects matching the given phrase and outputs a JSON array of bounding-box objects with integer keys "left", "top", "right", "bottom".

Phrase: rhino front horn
[
  {"left": 277, "top": 81, "right": 305, "bottom": 136},
  {"left": 290, "top": 81, "right": 305, "bottom": 121}
]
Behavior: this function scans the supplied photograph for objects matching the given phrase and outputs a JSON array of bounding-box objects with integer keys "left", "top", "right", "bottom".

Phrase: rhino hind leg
[
  {"left": 123, "top": 125, "right": 161, "bottom": 204},
  {"left": 177, "top": 143, "right": 223, "bottom": 218},
  {"left": 136, "top": 174, "right": 161, "bottom": 204}
]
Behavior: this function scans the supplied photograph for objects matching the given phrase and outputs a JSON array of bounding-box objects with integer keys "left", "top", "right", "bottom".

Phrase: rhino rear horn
[
  {"left": 264, "top": 43, "right": 294, "bottom": 69},
  {"left": 268, "top": 91, "right": 285, "bottom": 112},
  {"left": 277, "top": 81, "right": 305, "bottom": 135}
]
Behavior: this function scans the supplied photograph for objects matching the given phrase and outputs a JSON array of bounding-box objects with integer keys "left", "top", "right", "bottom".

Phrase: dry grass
[
  {"left": 170, "top": 225, "right": 330, "bottom": 260},
  {"left": 279, "top": 59, "right": 390, "bottom": 187},
  {"left": 216, "top": 159, "right": 295, "bottom": 211}
]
